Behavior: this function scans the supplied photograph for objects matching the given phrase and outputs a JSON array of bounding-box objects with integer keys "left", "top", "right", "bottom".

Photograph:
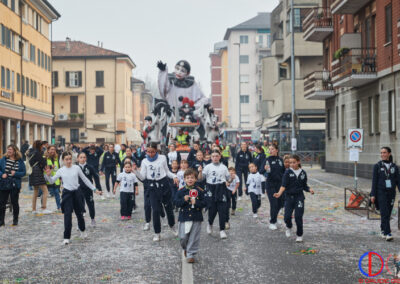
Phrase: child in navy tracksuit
[
  {"left": 246, "top": 163, "right": 263, "bottom": 218},
  {"left": 77, "top": 152, "right": 102, "bottom": 226},
  {"left": 174, "top": 169, "right": 207, "bottom": 264},
  {"left": 370, "top": 147, "right": 400, "bottom": 241},
  {"left": 274, "top": 155, "right": 314, "bottom": 243}
]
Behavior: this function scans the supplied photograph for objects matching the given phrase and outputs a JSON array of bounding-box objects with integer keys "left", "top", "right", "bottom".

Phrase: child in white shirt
[
  {"left": 246, "top": 163, "right": 263, "bottom": 218},
  {"left": 114, "top": 162, "right": 139, "bottom": 220}
]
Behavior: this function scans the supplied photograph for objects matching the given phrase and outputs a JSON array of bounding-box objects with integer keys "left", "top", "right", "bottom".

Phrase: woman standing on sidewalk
[
  {"left": 28, "top": 140, "right": 51, "bottom": 214},
  {"left": 370, "top": 147, "right": 400, "bottom": 241},
  {"left": 0, "top": 145, "right": 26, "bottom": 226}
]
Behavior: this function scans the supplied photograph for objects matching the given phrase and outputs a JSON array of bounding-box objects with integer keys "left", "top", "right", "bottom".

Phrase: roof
[
  {"left": 42, "top": 0, "right": 61, "bottom": 18},
  {"left": 224, "top": 12, "right": 271, "bottom": 40},
  {"left": 52, "top": 40, "right": 135, "bottom": 67}
]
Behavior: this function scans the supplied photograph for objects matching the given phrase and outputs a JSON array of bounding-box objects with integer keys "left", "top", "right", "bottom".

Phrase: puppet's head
[{"left": 174, "top": 60, "right": 191, "bottom": 80}]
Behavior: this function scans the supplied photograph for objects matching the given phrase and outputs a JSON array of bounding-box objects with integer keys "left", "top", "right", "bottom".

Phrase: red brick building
[{"left": 304, "top": 0, "right": 400, "bottom": 177}]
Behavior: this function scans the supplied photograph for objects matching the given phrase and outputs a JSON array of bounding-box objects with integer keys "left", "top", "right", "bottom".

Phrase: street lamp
[{"left": 233, "top": 42, "right": 242, "bottom": 143}]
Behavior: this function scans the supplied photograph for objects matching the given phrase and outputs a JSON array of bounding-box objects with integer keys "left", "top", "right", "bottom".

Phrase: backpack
[{"left": 25, "top": 151, "right": 38, "bottom": 176}]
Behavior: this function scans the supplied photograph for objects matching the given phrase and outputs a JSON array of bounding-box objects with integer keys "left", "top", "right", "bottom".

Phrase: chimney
[
  {"left": 101, "top": 42, "right": 103, "bottom": 48},
  {"left": 66, "top": 37, "right": 71, "bottom": 51}
]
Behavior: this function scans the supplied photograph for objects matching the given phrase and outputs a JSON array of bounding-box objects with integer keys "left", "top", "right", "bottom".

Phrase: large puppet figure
[{"left": 157, "top": 60, "right": 209, "bottom": 118}]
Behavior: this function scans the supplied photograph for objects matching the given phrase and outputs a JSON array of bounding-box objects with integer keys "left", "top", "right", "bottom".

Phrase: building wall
[
  {"left": 210, "top": 53, "right": 222, "bottom": 120},
  {"left": 52, "top": 57, "right": 134, "bottom": 144},
  {"left": 221, "top": 49, "right": 229, "bottom": 124},
  {"left": 0, "top": 0, "right": 57, "bottom": 151}
]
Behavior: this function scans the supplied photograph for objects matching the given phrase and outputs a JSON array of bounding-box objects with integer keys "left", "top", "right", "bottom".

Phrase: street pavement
[{"left": 0, "top": 167, "right": 399, "bottom": 283}]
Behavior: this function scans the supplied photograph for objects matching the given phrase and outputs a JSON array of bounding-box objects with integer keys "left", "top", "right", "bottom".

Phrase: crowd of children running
[{"left": 0, "top": 138, "right": 322, "bottom": 264}]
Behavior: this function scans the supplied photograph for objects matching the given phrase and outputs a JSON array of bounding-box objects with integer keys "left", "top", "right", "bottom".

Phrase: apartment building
[
  {"left": 0, "top": 0, "right": 60, "bottom": 151},
  {"left": 224, "top": 13, "right": 272, "bottom": 142},
  {"left": 52, "top": 39, "right": 136, "bottom": 144},
  {"left": 262, "top": 0, "right": 326, "bottom": 152},
  {"left": 303, "top": 0, "right": 400, "bottom": 177},
  {"left": 131, "top": 77, "right": 153, "bottom": 132}
]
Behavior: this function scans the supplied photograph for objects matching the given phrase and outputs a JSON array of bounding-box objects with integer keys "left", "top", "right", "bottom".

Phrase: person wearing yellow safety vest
[
  {"left": 176, "top": 129, "right": 189, "bottom": 145},
  {"left": 45, "top": 145, "right": 61, "bottom": 211},
  {"left": 262, "top": 140, "right": 270, "bottom": 158},
  {"left": 119, "top": 144, "right": 127, "bottom": 163},
  {"left": 222, "top": 144, "right": 230, "bottom": 160}
]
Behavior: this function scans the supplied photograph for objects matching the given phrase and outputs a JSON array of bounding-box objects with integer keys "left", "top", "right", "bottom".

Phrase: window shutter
[
  {"left": 78, "top": 71, "right": 82, "bottom": 87},
  {"left": 96, "top": 96, "right": 104, "bottom": 113},
  {"left": 55, "top": 71, "right": 58, "bottom": 87},
  {"left": 70, "top": 96, "right": 78, "bottom": 113},
  {"left": 66, "top": 71, "right": 70, "bottom": 87}
]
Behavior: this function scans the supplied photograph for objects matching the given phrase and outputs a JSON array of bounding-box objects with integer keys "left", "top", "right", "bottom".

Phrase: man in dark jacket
[{"left": 100, "top": 144, "right": 121, "bottom": 198}]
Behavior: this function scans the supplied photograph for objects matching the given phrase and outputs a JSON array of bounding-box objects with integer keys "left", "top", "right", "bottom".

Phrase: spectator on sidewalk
[
  {"left": 28, "top": 140, "right": 51, "bottom": 214},
  {"left": 370, "top": 146, "right": 400, "bottom": 242},
  {"left": 45, "top": 145, "right": 61, "bottom": 211},
  {"left": 20, "top": 141, "right": 30, "bottom": 161},
  {"left": 0, "top": 145, "right": 26, "bottom": 226}
]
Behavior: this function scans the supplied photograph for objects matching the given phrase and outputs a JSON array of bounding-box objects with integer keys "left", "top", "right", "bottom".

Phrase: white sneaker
[
  {"left": 220, "top": 230, "right": 227, "bottom": 239},
  {"left": 269, "top": 223, "right": 278, "bottom": 231},
  {"left": 296, "top": 236, "right": 303, "bottom": 242},
  {"left": 106, "top": 192, "right": 110, "bottom": 198},
  {"left": 41, "top": 209, "right": 53, "bottom": 214},
  {"left": 207, "top": 224, "right": 213, "bottom": 235},
  {"left": 285, "top": 228, "right": 292, "bottom": 238},
  {"left": 80, "top": 230, "right": 87, "bottom": 239},
  {"left": 63, "top": 239, "right": 70, "bottom": 245},
  {"left": 100, "top": 195, "right": 106, "bottom": 200},
  {"left": 238, "top": 197, "right": 242, "bottom": 201},
  {"left": 132, "top": 209, "right": 136, "bottom": 214},
  {"left": 253, "top": 214, "right": 258, "bottom": 218},
  {"left": 32, "top": 210, "right": 38, "bottom": 214},
  {"left": 170, "top": 226, "right": 178, "bottom": 237},
  {"left": 153, "top": 234, "right": 160, "bottom": 242},
  {"left": 143, "top": 223, "right": 150, "bottom": 231}
]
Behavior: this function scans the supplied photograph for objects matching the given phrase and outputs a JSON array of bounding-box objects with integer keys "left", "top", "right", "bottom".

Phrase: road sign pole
[{"left": 354, "top": 161, "right": 358, "bottom": 190}]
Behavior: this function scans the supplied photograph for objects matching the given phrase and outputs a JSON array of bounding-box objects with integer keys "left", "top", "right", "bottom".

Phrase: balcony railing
[
  {"left": 303, "top": 7, "right": 333, "bottom": 42},
  {"left": 304, "top": 71, "right": 334, "bottom": 100},
  {"left": 54, "top": 113, "right": 85, "bottom": 127},
  {"left": 332, "top": 48, "right": 377, "bottom": 88},
  {"left": 331, "top": 0, "right": 371, "bottom": 15}
]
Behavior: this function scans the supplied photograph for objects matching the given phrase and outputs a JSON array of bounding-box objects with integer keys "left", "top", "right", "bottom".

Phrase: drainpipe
[{"left": 114, "top": 58, "right": 117, "bottom": 142}]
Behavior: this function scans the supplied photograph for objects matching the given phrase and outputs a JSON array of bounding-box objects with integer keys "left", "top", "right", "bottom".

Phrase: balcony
[
  {"left": 332, "top": 48, "right": 377, "bottom": 88},
  {"left": 54, "top": 113, "right": 85, "bottom": 127},
  {"left": 271, "top": 38, "right": 283, "bottom": 57},
  {"left": 256, "top": 44, "right": 270, "bottom": 53},
  {"left": 303, "top": 8, "right": 333, "bottom": 42},
  {"left": 304, "top": 71, "right": 334, "bottom": 100},
  {"left": 331, "top": 0, "right": 371, "bottom": 15}
]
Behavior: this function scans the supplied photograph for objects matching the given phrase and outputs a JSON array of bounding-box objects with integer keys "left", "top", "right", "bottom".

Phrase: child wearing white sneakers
[
  {"left": 114, "top": 162, "right": 139, "bottom": 220},
  {"left": 274, "top": 155, "right": 314, "bottom": 243},
  {"left": 245, "top": 163, "right": 263, "bottom": 218}
]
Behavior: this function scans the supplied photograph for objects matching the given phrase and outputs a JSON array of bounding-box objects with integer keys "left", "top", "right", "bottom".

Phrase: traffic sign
[
  {"left": 348, "top": 129, "right": 363, "bottom": 149},
  {"left": 291, "top": 138, "right": 297, "bottom": 151}
]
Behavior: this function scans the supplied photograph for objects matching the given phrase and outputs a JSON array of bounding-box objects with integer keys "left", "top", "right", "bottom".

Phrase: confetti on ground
[
  {"left": 101, "top": 275, "right": 112, "bottom": 281},
  {"left": 291, "top": 248, "right": 319, "bottom": 255}
]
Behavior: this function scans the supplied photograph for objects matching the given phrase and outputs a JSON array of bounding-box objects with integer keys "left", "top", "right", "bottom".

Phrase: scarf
[{"left": 146, "top": 153, "right": 159, "bottom": 162}]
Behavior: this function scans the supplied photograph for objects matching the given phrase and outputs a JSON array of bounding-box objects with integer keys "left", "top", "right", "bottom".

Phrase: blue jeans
[{"left": 48, "top": 185, "right": 61, "bottom": 209}]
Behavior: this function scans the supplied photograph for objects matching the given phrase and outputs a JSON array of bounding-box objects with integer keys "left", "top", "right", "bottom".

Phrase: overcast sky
[{"left": 50, "top": 0, "right": 279, "bottom": 97}]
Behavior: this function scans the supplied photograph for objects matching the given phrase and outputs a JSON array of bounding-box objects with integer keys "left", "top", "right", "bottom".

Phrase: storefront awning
[{"left": 262, "top": 114, "right": 282, "bottom": 128}]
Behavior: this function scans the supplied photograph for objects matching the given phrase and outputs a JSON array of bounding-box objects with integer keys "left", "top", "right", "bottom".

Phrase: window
[
  {"left": 41, "top": 51, "right": 44, "bottom": 68},
  {"left": 240, "top": 95, "right": 249, "bottom": 104},
  {"left": 96, "top": 95, "right": 104, "bottom": 113},
  {"left": 327, "top": 109, "right": 331, "bottom": 138},
  {"left": 16, "top": 73, "right": 20, "bottom": 93},
  {"left": 10, "top": 0, "right": 14, "bottom": 12},
  {"left": 6, "top": 68, "right": 10, "bottom": 90},
  {"left": 374, "top": 95, "right": 380, "bottom": 133},
  {"left": 385, "top": 4, "right": 392, "bottom": 44},
  {"left": 11, "top": 71, "right": 14, "bottom": 91},
  {"left": 26, "top": 77, "right": 29, "bottom": 96},
  {"left": 258, "top": 35, "right": 263, "bottom": 46},
  {"left": 239, "top": 55, "right": 249, "bottom": 64},
  {"left": 239, "top": 35, "right": 248, "bottom": 44},
  {"left": 279, "top": 64, "right": 287, "bottom": 79},
  {"left": 1, "top": 25, "right": 11, "bottom": 49},
  {"left": 21, "top": 75, "right": 24, "bottom": 94},
  {"left": 240, "top": 75, "right": 249, "bottom": 83},
  {"left": 30, "top": 79, "right": 33, "bottom": 97},
  {"left": 52, "top": 71, "right": 58, "bottom": 87},
  {"left": 1, "top": 66, "right": 4, "bottom": 88},
  {"left": 1, "top": 24, "right": 5, "bottom": 46},
  {"left": 70, "top": 129, "right": 79, "bottom": 143},
  {"left": 37, "top": 49, "right": 40, "bottom": 66},
  {"left": 30, "top": 44, "right": 35, "bottom": 62},
  {"left": 389, "top": 91, "right": 396, "bottom": 133},
  {"left": 335, "top": 106, "right": 339, "bottom": 138},
  {"left": 44, "top": 54, "right": 47, "bottom": 70},
  {"left": 266, "top": 34, "right": 271, "bottom": 48},
  {"left": 70, "top": 96, "right": 78, "bottom": 113},
  {"left": 1, "top": 0, "right": 8, "bottom": 5},
  {"left": 95, "top": 71, "right": 104, "bottom": 87},
  {"left": 356, "top": 101, "right": 362, "bottom": 128},
  {"left": 66, "top": 71, "right": 82, "bottom": 87}
]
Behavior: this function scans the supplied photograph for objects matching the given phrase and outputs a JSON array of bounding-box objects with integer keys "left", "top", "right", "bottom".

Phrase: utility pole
[
  {"left": 234, "top": 43, "right": 242, "bottom": 143},
  {"left": 290, "top": 0, "right": 296, "bottom": 153}
]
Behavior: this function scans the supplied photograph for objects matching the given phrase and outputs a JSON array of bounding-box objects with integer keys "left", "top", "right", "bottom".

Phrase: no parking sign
[{"left": 348, "top": 129, "right": 363, "bottom": 149}]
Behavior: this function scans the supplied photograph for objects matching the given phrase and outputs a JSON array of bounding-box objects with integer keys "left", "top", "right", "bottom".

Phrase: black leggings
[
  {"left": 104, "top": 167, "right": 117, "bottom": 192},
  {"left": 80, "top": 187, "right": 95, "bottom": 219},
  {"left": 0, "top": 189, "right": 19, "bottom": 223},
  {"left": 62, "top": 189, "right": 85, "bottom": 239}
]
